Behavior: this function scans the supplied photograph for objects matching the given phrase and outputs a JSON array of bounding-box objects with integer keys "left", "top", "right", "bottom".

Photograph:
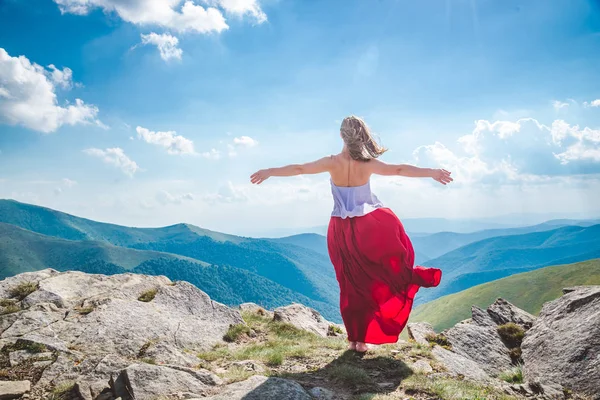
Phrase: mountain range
[{"left": 1, "top": 198, "right": 599, "bottom": 323}]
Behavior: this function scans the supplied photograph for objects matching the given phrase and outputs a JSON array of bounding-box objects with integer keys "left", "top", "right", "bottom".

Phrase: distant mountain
[
  {"left": 269, "top": 233, "right": 329, "bottom": 257},
  {"left": 0, "top": 200, "right": 340, "bottom": 320},
  {"left": 416, "top": 224, "right": 600, "bottom": 305},
  {"left": 411, "top": 219, "right": 600, "bottom": 262},
  {"left": 410, "top": 258, "right": 600, "bottom": 331}
]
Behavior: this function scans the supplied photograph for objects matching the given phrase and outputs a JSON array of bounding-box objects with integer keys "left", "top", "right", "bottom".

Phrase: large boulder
[
  {"left": 522, "top": 286, "right": 600, "bottom": 398},
  {"left": 442, "top": 306, "right": 513, "bottom": 376},
  {"left": 0, "top": 269, "right": 244, "bottom": 397},
  {"left": 430, "top": 346, "right": 492, "bottom": 382},
  {"left": 0, "top": 381, "right": 31, "bottom": 400},
  {"left": 201, "top": 375, "right": 313, "bottom": 400},
  {"left": 273, "top": 303, "right": 332, "bottom": 337},
  {"left": 406, "top": 322, "right": 436, "bottom": 345},
  {"left": 487, "top": 298, "right": 536, "bottom": 329}
]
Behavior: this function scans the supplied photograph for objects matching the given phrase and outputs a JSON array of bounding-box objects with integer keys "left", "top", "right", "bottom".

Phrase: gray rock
[
  {"left": 143, "top": 342, "right": 202, "bottom": 368},
  {"left": 115, "top": 363, "right": 221, "bottom": 400},
  {"left": 308, "top": 387, "right": 334, "bottom": 400},
  {"left": 202, "top": 375, "right": 312, "bottom": 400},
  {"left": 9, "top": 350, "right": 54, "bottom": 367},
  {"left": 487, "top": 298, "right": 536, "bottom": 329},
  {"left": 442, "top": 306, "right": 513, "bottom": 376},
  {"left": 406, "top": 322, "right": 436, "bottom": 345},
  {"left": 431, "top": 345, "right": 491, "bottom": 382},
  {"left": 0, "top": 380, "right": 31, "bottom": 400},
  {"left": 503, "top": 381, "right": 565, "bottom": 400},
  {"left": 0, "top": 269, "right": 59, "bottom": 299},
  {"left": 522, "top": 285, "right": 600, "bottom": 398},
  {"left": 410, "top": 359, "right": 433, "bottom": 374},
  {"left": 229, "top": 360, "right": 266, "bottom": 374},
  {"left": 273, "top": 303, "right": 332, "bottom": 337}
]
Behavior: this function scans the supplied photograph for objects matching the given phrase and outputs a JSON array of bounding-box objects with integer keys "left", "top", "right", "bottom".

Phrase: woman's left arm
[{"left": 251, "top": 156, "right": 334, "bottom": 184}]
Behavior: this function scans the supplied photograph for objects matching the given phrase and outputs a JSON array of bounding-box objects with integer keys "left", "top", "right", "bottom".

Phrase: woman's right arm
[{"left": 369, "top": 159, "right": 453, "bottom": 185}]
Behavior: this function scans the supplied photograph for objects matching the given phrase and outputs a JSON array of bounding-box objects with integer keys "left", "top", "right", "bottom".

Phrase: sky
[{"left": 1, "top": 0, "right": 600, "bottom": 236}]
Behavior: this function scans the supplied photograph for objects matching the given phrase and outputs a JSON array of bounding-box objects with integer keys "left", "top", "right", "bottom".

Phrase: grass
[
  {"left": 0, "top": 303, "right": 21, "bottom": 315},
  {"left": 499, "top": 365, "right": 524, "bottom": 384},
  {"left": 75, "top": 305, "right": 95, "bottom": 315},
  {"left": 328, "top": 325, "right": 344, "bottom": 336},
  {"left": 5, "top": 339, "right": 47, "bottom": 354},
  {"left": 327, "top": 364, "right": 373, "bottom": 386},
  {"left": 409, "top": 259, "right": 600, "bottom": 331},
  {"left": 8, "top": 281, "right": 39, "bottom": 301},
  {"left": 219, "top": 364, "right": 256, "bottom": 383},
  {"left": 497, "top": 323, "right": 525, "bottom": 348},
  {"left": 425, "top": 333, "right": 452, "bottom": 349},
  {"left": 138, "top": 288, "right": 158, "bottom": 302},
  {"left": 403, "top": 374, "right": 517, "bottom": 400},
  {"left": 223, "top": 324, "right": 252, "bottom": 343},
  {"left": 47, "top": 382, "right": 75, "bottom": 400}
]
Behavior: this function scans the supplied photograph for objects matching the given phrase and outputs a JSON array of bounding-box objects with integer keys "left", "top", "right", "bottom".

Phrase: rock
[
  {"left": 308, "top": 387, "right": 334, "bottom": 400},
  {"left": 9, "top": 350, "right": 54, "bottom": 367},
  {"left": 0, "top": 381, "right": 31, "bottom": 400},
  {"left": 114, "top": 363, "right": 221, "bottom": 400},
  {"left": 431, "top": 346, "right": 491, "bottom": 382},
  {"left": 406, "top": 322, "right": 436, "bottom": 345},
  {"left": 410, "top": 360, "right": 433, "bottom": 374},
  {"left": 0, "top": 269, "right": 59, "bottom": 299},
  {"left": 522, "top": 285, "right": 600, "bottom": 398},
  {"left": 143, "top": 342, "right": 202, "bottom": 368},
  {"left": 202, "top": 375, "right": 312, "bottom": 400},
  {"left": 503, "top": 381, "right": 565, "bottom": 400},
  {"left": 273, "top": 304, "right": 332, "bottom": 337},
  {"left": 229, "top": 360, "right": 266, "bottom": 374},
  {"left": 487, "top": 298, "right": 536, "bottom": 329},
  {"left": 239, "top": 303, "right": 274, "bottom": 318},
  {"left": 442, "top": 306, "right": 513, "bottom": 376}
]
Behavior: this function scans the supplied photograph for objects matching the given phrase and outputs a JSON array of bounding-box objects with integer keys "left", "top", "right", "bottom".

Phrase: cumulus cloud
[
  {"left": 136, "top": 126, "right": 196, "bottom": 155},
  {"left": 202, "top": 181, "right": 248, "bottom": 204},
  {"left": 52, "top": 0, "right": 266, "bottom": 34},
  {"left": 415, "top": 117, "right": 600, "bottom": 185},
  {"left": 140, "top": 33, "right": 183, "bottom": 61},
  {"left": 228, "top": 135, "right": 258, "bottom": 157},
  {"left": 0, "top": 48, "right": 102, "bottom": 133},
  {"left": 156, "top": 190, "right": 194, "bottom": 205},
  {"left": 84, "top": 148, "right": 140, "bottom": 177},
  {"left": 583, "top": 99, "right": 600, "bottom": 108}
]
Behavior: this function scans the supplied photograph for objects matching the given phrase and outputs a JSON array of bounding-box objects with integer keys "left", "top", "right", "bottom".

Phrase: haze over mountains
[{"left": 1, "top": 198, "right": 599, "bottom": 323}]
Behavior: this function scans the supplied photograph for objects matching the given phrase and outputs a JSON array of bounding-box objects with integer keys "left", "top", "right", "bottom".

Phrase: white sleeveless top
[{"left": 330, "top": 179, "right": 384, "bottom": 219}]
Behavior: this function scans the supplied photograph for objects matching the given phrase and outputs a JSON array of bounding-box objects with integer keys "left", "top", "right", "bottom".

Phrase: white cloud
[
  {"left": 140, "top": 33, "right": 183, "bottom": 61},
  {"left": 552, "top": 100, "right": 569, "bottom": 111},
  {"left": 84, "top": 148, "right": 140, "bottom": 177},
  {"left": 53, "top": 0, "right": 235, "bottom": 34},
  {"left": 201, "top": 148, "right": 221, "bottom": 159},
  {"left": 62, "top": 178, "right": 78, "bottom": 187},
  {"left": 233, "top": 135, "right": 258, "bottom": 147},
  {"left": 583, "top": 99, "right": 600, "bottom": 108},
  {"left": 203, "top": 181, "right": 249, "bottom": 204},
  {"left": 156, "top": 190, "right": 195, "bottom": 205},
  {"left": 136, "top": 126, "right": 196, "bottom": 155},
  {"left": 210, "top": 0, "right": 267, "bottom": 23},
  {"left": 0, "top": 48, "right": 102, "bottom": 133}
]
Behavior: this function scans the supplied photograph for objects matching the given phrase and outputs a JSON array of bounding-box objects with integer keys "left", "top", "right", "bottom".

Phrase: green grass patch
[
  {"left": 499, "top": 365, "right": 524, "bottom": 384},
  {"left": 327, "top": 364, "right": 373, "bottom": 386},
  {"left": 0, "top": 303, "right": 21, "bottom": 315},
  {"left": 497, "top": 323, "right": 525, "bottom": 348},
  {"left": 75, "top": 306, "right": 95, "bottom": 315},
  {"left": 138, "top": 288, "right": 158, "bottom": 302},
  {"left": 8, "top": 281, "right": 38, "bottom": 301},
  {"left": 403, "top": 374, "right": 517, "bottom": 400},
  {"left": 425, "top": 333, "right": 452, "bottom": 349},
  {"left": 219, "top": 364, "right": 256, "bottom": 383},
  {"left": 328, "top": 325, "right": 344, "bottom": 336},
  {"left": 4, "top": 339, "right": 47, "bottom": 354},
  {"left": 223, "top": 324, "right": 252, "bottom": 343},
  {"left": 47, "top": 382, "right": 75, "bottom": 400},
  {"left": 140, "top": 357, "right": 157, "bottom": 365}
]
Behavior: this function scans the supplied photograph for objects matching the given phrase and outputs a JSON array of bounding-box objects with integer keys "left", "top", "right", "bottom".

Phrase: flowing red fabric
[{"left": 327, "top": 207, "right": 442, "bottom": 344}]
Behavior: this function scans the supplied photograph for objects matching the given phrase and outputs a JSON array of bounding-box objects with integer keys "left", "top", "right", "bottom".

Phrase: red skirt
[{"left": 327, "top": 207, "right": 442, "bottom": 344}]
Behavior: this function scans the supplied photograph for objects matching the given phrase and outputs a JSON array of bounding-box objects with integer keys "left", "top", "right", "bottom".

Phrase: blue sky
[{"left": 1, "top": 0, "right": 600, "bottom": 236}]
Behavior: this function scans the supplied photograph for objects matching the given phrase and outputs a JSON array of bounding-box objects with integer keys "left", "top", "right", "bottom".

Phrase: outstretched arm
[
  {"left": 251, "top": 156, "right": 334, "bottom": 185},
  {"left": 369, "top": 159, "right": 453, "bottom": 185}
]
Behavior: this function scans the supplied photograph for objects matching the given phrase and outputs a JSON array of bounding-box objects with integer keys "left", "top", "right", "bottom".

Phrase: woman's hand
[
  {"left": 431, "top": 169, "right": 453, "bottom": 185},
  {"left": 250, "top": 169, "right": 272, "bottom": 185}
]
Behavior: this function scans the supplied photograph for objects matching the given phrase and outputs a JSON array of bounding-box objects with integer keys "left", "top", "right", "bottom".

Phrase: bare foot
[
  {"left": 348, "top": 341, "right": 357, "bottom": 351},
  {"left": 356, "top": 342, "right": 369, "bottom": 353}
]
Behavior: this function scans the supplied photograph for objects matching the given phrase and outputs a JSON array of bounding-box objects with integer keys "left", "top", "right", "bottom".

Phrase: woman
[{"left": 250, "top": 116, "right": 452, "bottom": 353}]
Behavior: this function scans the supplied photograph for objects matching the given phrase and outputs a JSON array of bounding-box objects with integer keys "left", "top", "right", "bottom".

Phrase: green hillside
[
  {"left": 416, "top": 224, "right": 600, "bottom": 304},
  {"left": 0, "top": 200, "right": 339, "bottom": 308},
  {"left": 410, "top": 259, "right": 600, "bottom": 331}
]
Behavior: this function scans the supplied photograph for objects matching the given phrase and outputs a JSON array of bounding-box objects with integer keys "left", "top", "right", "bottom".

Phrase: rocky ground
[{"left": 0, "top": 269, "right": 598, "bottom": 400}]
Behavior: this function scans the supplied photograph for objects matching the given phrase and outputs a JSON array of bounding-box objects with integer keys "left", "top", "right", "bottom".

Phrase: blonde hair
[{"left": 340, "top": 116, "right": 387, "bottom": 161}]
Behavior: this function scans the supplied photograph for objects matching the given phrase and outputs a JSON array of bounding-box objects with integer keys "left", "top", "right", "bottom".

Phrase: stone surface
[
  {"left": 522, "top": 285, "right": 600, "bottom": 398},
  {"left": 503, "top": 382, "right": 565, "bottom": 400},
  {"left": 0, "top": 380, "right": 31, "bottom": 400},
  {"left": 114, "top": 363, "right": 221, "bottom": 400},
  {"left": 487, "top": 298, "right": 536, "bottom": 329},
  {"left": 431, "top": 346, "right": 491, "bottom": 382},
  {"left": 273, "top": 303, "right": 332, "bottom": 337},
  {"left": 9, "top": 350, "right": 54, "bottom": 367},
  {"left": 410, "top": 359, "right": 433, "bottom": 374},
  {"left": 442, "top": 306, "right": 513, "bottom": 376},
  {"left": 229, "top": 360, "right": 266, "bottom": 374},
  {"left": 202, "top": 375, "right": 312, "bottom": 400},
  {"left": 308, "top": 387, "right": 334, "bottom": 400},
  {"left": 406, "top": 322, "right": 436, "bottom": 345}
]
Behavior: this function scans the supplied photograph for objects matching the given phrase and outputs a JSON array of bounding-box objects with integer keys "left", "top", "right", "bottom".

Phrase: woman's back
[{"left": 329, "top": 153, "right": 372, "bottom": 187}]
